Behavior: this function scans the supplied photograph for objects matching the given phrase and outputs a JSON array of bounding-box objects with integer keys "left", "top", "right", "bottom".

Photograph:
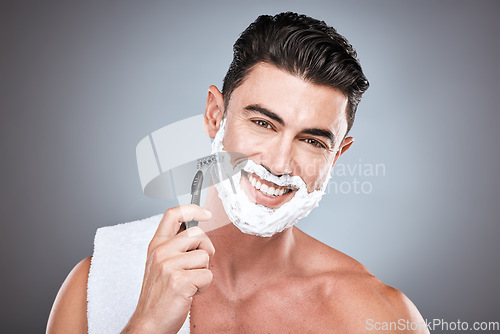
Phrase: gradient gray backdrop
[{"left": 1, "top": 1, "right": 499, "bottom": 332}]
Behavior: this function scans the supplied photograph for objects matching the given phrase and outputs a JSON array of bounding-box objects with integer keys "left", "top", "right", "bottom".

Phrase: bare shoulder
[
  {"left": 46, "top": 256, "right": 91, "bottom": 334},
  {"left": 293, "top": 228, "right": 429, "bottom": 333},
  {"left": 343, "top": 278, "right": 428, "bottom": 333}
]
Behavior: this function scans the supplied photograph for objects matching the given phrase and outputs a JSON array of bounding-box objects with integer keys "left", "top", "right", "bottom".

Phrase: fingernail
[{"left": 203, "top": 209, "right": 212, "bottom": 217}]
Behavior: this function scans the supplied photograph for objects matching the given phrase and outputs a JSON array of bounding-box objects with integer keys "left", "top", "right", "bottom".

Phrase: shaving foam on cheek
[{"left": 211, "top": 118, "right": 331, "bottom": 237}]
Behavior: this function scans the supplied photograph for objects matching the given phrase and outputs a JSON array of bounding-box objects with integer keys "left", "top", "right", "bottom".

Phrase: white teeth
[
  {"left": 247, "top": 173, "right": 290, "bottom": 197},
  {"left": 249, "top": 175, "right": 256, "bottom": 187}
]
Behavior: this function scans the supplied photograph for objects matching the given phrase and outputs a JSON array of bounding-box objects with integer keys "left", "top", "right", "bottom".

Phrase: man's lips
[{"left": 240, "top": 171, "right": 297, "bottom": 208}]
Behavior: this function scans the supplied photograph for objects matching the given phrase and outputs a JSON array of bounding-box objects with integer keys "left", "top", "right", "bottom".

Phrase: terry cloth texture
[{"left": 87, "top": 214, "right": 191, "bottom": 333}]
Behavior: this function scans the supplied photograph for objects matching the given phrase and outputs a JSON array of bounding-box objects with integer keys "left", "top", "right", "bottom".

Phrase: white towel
[{"left": 87, "top": 214, "right": 191, "bottom": 333}]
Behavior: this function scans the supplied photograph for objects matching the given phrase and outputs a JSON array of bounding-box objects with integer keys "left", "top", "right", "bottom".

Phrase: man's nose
[{"left": 263, "top": 135, "right": 294, "bottom": 176}]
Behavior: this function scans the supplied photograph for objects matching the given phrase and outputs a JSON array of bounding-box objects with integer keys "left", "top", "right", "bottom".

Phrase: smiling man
[{"left": 47, "top": 12, "right": 428, "bottom": 334}]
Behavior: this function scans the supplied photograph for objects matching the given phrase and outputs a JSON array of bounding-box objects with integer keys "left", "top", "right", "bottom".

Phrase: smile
[{"left": 246, "top": 172, "right": 295, "bottom": 197}]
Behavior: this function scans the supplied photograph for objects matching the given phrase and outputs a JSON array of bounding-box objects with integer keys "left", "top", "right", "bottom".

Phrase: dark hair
[{"left": 222, "top": 12, "right": 369, "bottom": 137}]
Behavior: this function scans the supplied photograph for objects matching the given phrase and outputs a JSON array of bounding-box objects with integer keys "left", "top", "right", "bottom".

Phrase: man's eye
[
  {"left": 303, "top": 138, "right": 326, "bottom": 149},
  {"left": 252, "top": 120, "right": 272, "bottom": 129}
]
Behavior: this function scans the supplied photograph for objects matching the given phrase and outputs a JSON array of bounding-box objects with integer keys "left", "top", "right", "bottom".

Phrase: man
[{"left": 47, "top": 12, "right": 428, "bottom": 333}]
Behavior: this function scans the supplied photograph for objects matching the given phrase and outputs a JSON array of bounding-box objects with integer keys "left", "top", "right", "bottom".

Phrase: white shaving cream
[{"left": 211, "top": 118, "right": 332, "bottom": 237}]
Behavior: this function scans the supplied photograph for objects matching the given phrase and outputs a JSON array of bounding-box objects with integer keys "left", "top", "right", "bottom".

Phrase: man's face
[{"left": 214, "top": 63, "right": 350, "bottom": 209}]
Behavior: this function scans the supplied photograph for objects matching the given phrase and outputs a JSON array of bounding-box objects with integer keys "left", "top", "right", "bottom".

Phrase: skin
[{"left": 47, "top": 63, "right": 429, "bottom": 333}]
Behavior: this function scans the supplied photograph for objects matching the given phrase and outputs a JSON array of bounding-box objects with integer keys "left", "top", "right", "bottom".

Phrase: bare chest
[{"left": 189, "top": 279, "right": 338, "bottom": 333}]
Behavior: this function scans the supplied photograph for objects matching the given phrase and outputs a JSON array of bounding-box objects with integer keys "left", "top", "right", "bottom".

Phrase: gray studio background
[{"left": 1, "top": 0, "right": 499, "bottom": 332}]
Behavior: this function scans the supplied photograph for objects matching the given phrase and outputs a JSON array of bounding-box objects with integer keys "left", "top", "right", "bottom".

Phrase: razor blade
[{"left": 136, "top": 114, "right": 247, "bottom": 202}]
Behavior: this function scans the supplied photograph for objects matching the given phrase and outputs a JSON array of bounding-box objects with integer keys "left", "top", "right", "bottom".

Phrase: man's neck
[{"left": 199, "top": 186, "right": 297, "bottom": 297}]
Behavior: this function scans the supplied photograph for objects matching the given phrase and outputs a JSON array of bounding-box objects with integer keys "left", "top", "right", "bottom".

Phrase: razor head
[
  {"left": 139, "top": 150, "right": 247, "bottom": 200},
  {"left": 172, "top": 151, "right": 247, "bottom": 200},
  {"left": 135, "top": 114, "right": 248, "bottom": 201},
  {"left": 196, "top": 155, "right": 217, "bottom": 170}
]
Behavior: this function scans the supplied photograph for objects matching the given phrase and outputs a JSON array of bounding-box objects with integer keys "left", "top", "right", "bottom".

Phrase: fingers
[
  {"left": 146, "top": 204, "right": 215, "bottom": 298},
  {"left": 129, "top": 205, "right": 215, "bottom": 333},
  {"left": 150, "top": 227, "right": 215, "bottom": 264},
  {"left": 168, "top": 269, "right": 214, "bottom": 297},
  {"left": 186, "top": 269, "right": 213, "bottom": 294},
  {"left": 149, "top": 224, "right": 215, "bottom": 257},
  {"left": 158, "top": 249, "right": 211, "bottom": 271},
  {"left": 175, "top": 226, "right": 216, "bottom": 255},
  {"left": 151, "top": 204, "right": 212, "bottom": 246},
  {"left": 146, "top": 203, "right": 215, "bottom": 282}
]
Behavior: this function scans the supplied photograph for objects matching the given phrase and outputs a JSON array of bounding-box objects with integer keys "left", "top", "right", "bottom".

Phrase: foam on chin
[{"left": 211, "top": 118, "right": 331, "bottom": 237}]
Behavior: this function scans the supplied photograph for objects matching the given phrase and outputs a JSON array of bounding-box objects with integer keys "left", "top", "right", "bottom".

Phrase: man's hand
[{"left": 122, "top": 204, "right": 215, "bottom": 334}]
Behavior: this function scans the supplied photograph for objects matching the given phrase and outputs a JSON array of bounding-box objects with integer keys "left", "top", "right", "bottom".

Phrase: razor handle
[{"left": 185, "top": 170, "right": 203, "bottom": 229}]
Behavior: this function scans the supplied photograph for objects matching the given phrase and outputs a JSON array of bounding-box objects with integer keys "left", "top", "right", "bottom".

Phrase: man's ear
[
  {"left": 332, "top": 136, "right": 354, "bottom": 166},
  {"left": 204, "top": 85, "right": 225, "bottom": 138}
]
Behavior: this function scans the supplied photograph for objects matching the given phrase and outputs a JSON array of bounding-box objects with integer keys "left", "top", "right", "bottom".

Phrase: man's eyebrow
[
  {"left": 301, "top": 128, "right": 336, "bottom": 147},
  {"left": 243, "top": 104, "right": 285, "bottom": 126}
]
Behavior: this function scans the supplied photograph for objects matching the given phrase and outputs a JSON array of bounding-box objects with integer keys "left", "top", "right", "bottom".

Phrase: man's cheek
[
  {"left": 296, "top": 161, "right": 319, "bottom": 180},
  {"left": 233, "top": 134, "right": 267, "bottom": 155},
  {"left": 301, "top": 165, "right": 331, "bottom": 192}
]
